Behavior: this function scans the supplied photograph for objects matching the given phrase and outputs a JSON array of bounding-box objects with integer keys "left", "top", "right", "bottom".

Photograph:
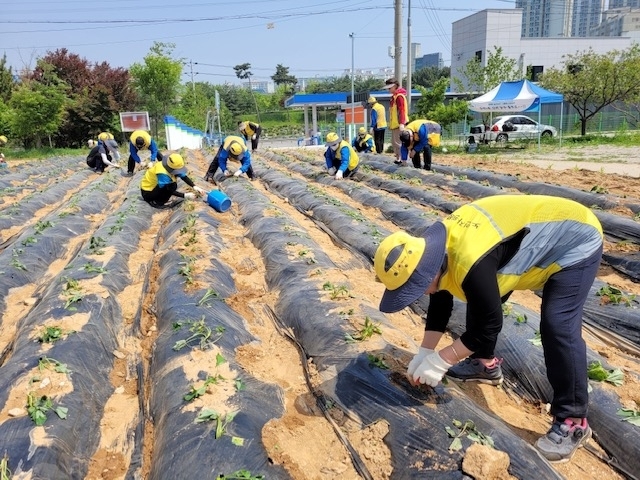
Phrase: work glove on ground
[
  {"left": 327, "top": 167, "right": 336, "bottom": 176},
  {"left": 413, "top": 352, "right": 451, "bottom": 387},
  {"left": 193, "top": 186, "right": 207, "bottom": 196},
  {"left": 223, "top": 170, "right": 231, "bottom": 177},
  {"left": 407, "top": 347, "right": 434, "bottom": 379},
  {"left": 233, "top": 169, "right": 244, "bottom": 177},
  {"left": 184, "top": 192, "right": 196, "bottom": 200},
  {"left": 335, "top": 169, "right": 344, "bottom": 179}
]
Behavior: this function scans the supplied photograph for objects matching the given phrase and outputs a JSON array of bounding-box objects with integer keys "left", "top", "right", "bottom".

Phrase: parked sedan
[{"left": 487, "top": 115, "right": 558, "bottom": 143}]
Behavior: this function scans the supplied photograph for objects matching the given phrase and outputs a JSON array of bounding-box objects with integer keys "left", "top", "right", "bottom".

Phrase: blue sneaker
[
  {"left": 535, "top": 418, "right": 591, "bottom": 463},
  {"left": 445, "top": 358, "right": 504, "bottom": 385}
]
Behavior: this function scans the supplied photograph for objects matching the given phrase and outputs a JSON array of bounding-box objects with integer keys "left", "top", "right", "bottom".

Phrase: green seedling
[
  {"left": 502, "top": 303, "right": 513, "bottom": 317},
  {"left": 367, "top": 354, "right": 389, "bottom": 369},
  {"left": 38, "top": 356, "right": 70, "bottom": 374},
  {"left": 34, "top": 220, "right": 53, "bottom": 234},
  {"left": 590, "top": 185, "right": 609, "bottom": 194},
  {"left": 81, "top": 262, "right": 107, "bottom": 274},
  {"left": 180, "top": 214, "right": 198, "bottom": 235},
  {"left": 216, "top": 470, "right": 265, "bottom": 480},
  {"left": 345, "top": 317, "right": 382, "bottom": 343},
  {"left": 1, "top": 453, "right": 11, "bottom": 480},
  {"left": 197, "top": 288, "right": 224, "bottom": 306},
  {"left": 173, "top": 317, "right": 224, "bottom": 351},
  {"left": 10, "top": 257, "right": 26, "bottom": 271},
  {"left": 322, "top": 281, "right": 351, "bottom": 300},
  {"left": 343, "top": 209, "right": 365, "bottom": 222},
  {"left": 234, "top": 378, "right": 246, "bottom": 391},
  {"left": 195, "top": 409, "right": 238, "bottom": 439},
  {"left": 528, "top": 330, "right": 542, "bottom": 347},
  {"left": 587, "top": 360, "right": 624, "bottom": 386},
  {"left": 514, "top": 312, "right": 528, "bottom": 324},
  {"left": 89, "top": 236, "right": 107, "bottom": 255},
  {"left": 21, "top": 236, "right": 37, "bottom": 246},
  {"left": 185, "top": 231, "right": 198, "bottom": 246},
  {"left": 617, "top": 408, "right": 640, "bottom": 426},
  {"left": 445, "top": 419, "right": 495, "bottom": 452},
  {"left": 62, "top": 277, "right": 83, "bottom": 310},
  {"left": 390, "top": 173, "right": 406, "bottom": 180},
  {"left": 596, "top": 285, "right": 636, "bottom": 306},
  {"left": 408, "top": 177, "right": 423, "bottom": 186},
  {"left": 216, "top": 353, "right": 227, "bottom": 366},
  {"left": 178, "top": 255, "right": 196, "bottom": 285},
  {"left": 338, "top": 309, "right": 354, "bottom": 320},
  {"left": 183, "top": 374, "right": 225, "bottom": 402},
  {"left": 38, "top": 326, "right": 66, "bottom": 343},
  {"left": 26, "top": 392, "right": 68, "bottom": 426}
]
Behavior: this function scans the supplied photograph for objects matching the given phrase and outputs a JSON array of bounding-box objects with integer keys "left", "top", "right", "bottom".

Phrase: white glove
[
  {"left": 193, "top": 186, "right": 207, "bottom": 196},
  {"left": 184, "top": 192, "right": 196, "bottom": 200},
  {"left": 223, "top": 170, "right": 231, "bottom": 177},
  {"left": 140, "top": 160, "right": 148, "bottom": 169},
  {"left": 251, "top": 134, "right": 257, "bottom": 140},
  {"left": 146, "top": 161, "right": 155, "bottom": 169},
  {"left": 335, "top": 170, "right": 343, "bottom": 180},
  {"left": 413, "top": 352, "right": 451, "bottom": 387},
  {"left": 407, "top": 347, "right": 434, "bottom": 379},
  {"left": 327, "top": 167, "right": 336, "bottom": 176},
  {"left": 233, "top": 169, "right": 243, "bottom": 177}
]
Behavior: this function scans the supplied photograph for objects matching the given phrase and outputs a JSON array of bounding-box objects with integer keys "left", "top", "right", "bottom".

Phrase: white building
[
  {"left": 591, "top": 7, "right": 640, "bottom": 40},
  {"left": 450, "top": 8, "right": 633, "bottom": 92}
]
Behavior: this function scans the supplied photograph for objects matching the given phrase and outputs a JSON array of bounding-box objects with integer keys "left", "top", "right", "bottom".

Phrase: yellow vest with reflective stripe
[
  {"left": 336, "top": 140, "right": 360, "bottom": 170},
  {"left": 438, "top": 195, "right": 603, "bottom": 301}
]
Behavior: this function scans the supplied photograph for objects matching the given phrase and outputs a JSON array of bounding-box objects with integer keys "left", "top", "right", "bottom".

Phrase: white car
[{"left": 487, "top": 115, "right": 558, "bottom": 143}]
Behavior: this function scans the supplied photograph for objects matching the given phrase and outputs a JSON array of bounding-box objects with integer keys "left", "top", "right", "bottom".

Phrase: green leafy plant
[
  {"left": 183, "top": 375, "right": 224, "bottom": 402},
  {"left": 26, "top": 392, "right": 68, "bottom": 426},
  {"left": 10, "top": 256, "right": 26, "bottom": 271},
  {"left": 21, "top": 236, "right": 38, "bottom": 246},
  {"left": 34, "top": 220, "right": 53, "bottom": 234},
  {"left": 596, "top": 285, "right": 636, "bottom": 306},
  {"left": 38, "top": 356, "right": 70, "bottom": 374},
  {"left": 234, "top": 378, "right": 246, "bottom": 391},
  {"left": 445, "top": 419, "right": 495, "bottom": 452},
  {"left": 173, "top": 317, "right": 224, "bottom": 351},
  {"left": 322, "top": 281, "right": 351, "bottom": 300},
  {"left": 89, "top": 236, "right": 107, "bottom": 255},
  {"left": 1, "top": 453, "right": 11, "bottom": 480},
  {"left": 590, "top": 185, "right": 609, "bottom": 194},
  {"left": 195, "top": 409, "right": 238, "bottom": 439},
  {"left": 514, "top": 312, "right": 528, "bottom": 324},
  {"left": 367, "top": 354, "right": 389, "bottom": 369},
  {"left": 178, "top": 255, "right": 196, "bottom": 285},
  {"left": 197, "top": 288, "right": 224, "bottom": 306},
  {"left": 528, "top": 330, "right": 542, "bottom": 347},
  {"left": 345, "top": 317, "right": 382, "bottom": 343},
  {"left": 38, "top": 326, "right": 65, "bottom": 343},
  {"left": 216, "top": 471, "right": 265, "bottom": 480},
  {"left": 62, "top": 277, "right": 83, "bottom": 310},
  {"left": 81, "top": 262, "right": 107, "bottom": 274},
  {"left": 587, "top": 361, "right": 624, "bottom": 386},
  {"left": 617, "top": 408, "right": 640, "bottom": 426}
]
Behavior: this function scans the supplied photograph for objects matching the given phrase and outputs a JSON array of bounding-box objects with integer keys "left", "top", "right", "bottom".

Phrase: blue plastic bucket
[{"left": 206, "top": 190, "right": 232, "bottom": 213}]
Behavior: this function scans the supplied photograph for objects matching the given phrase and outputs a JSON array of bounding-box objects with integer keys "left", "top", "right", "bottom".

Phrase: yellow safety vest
[
  {"left": 438, "top": 195, "right": 603, "bottom": 301},
  {"left": 405, "top": 119, "right": 442, "bottom": 148},
  {"left": 335, "top": 140, "right": 360, "bottom": 171},
  {"left": 371, "top": 103, "right": 387, "bottom": 129},
  {"left": 140, "top": 161, "right": 178, "bottom": 192},
  {"left": 389, "top": 92, "right": 407, "bottom": 129}
]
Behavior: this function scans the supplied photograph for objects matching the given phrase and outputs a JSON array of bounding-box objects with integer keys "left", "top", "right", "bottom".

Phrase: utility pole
[
  {"left": 189, "top": 60, "right": 195, "bottom": 95},
  {"left": 406, "top": 0, "right": 412, "bottom": 111},
  {"left": 350, "top": 33, "right": 355, "bottom": 141},
  {"left": 394, "top": 0, "right": 402, "bottom": 82}
]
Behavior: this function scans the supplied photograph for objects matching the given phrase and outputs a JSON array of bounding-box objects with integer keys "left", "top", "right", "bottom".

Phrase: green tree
[
  {"left": 234, "top": 62, "right": 261, "bottom": 122},
  {"left": 271, "top": 64, "right": 297, "bottom": 89},
  {"left": 540, "top": 46, "right": 640, "bottom": 136},
  {"left": 412, "top": 78, "right": 468, "bottom": 134},
  {"left": 9, "top": 79, "right": 68, "bottom": 148},
  {"left": 306, "top": 75, "right": 384, "bottom": 93},
  {"left": 0, "top": 54, "right": 15, "bottom": 103},
  {"left": 130, "top": 42, "right": 183, "bottom": 138},
  {"left": 455, "top": 46, "right": 521, "bottom": 93},
  {"left": 412, "top": 66, "right": 451, "bottom": 89}
]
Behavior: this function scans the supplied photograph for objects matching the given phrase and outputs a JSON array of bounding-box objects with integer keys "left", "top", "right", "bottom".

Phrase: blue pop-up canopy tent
[{"left": 468, "top": 79, "right": 564, "bottom": 148}]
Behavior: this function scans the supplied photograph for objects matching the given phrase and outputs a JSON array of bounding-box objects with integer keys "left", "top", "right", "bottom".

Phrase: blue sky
[{"left": 1, "top": 0, "right": 514, "bottom": 84}]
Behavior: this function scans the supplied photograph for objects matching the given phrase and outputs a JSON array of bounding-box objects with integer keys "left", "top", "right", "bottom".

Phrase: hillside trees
[
  {"left": 130, "top": 42, "right": 183, "bottom": 138},
  {"left": 540, "top": 46, "right": 640, "bottom": 135}
]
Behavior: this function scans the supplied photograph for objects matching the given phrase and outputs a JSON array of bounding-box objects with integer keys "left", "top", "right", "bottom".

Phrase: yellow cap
[
  {"left": 229, "top": 142, "right": 244, "bottom": 157},
  {"left": 0, "top": 135, "right": 8, "bottom": 145},
  {"left": 358, "top": 127, "right": 367, "bottom": 135},
  {"left": 367, "top": 96, "right": 376, "bottom": 104},
  {"left": 98, "top": 132, "right": 110, "bottom": 141},
  {"left": 325, "top": 132, "right": 340, "bottom": 146}
]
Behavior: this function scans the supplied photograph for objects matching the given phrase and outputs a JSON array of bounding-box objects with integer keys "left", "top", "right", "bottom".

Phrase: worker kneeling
[
  {"left": 140, "top": 153, "right": 206, "bottom": 209},
  {"left": 324, "top": 132, "right": 359, "bottom": 180}
]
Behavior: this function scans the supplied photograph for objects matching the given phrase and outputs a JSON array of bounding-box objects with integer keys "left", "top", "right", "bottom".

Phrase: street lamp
[{"left": 349, "top": 32, "right": 355, "bottom": 141}]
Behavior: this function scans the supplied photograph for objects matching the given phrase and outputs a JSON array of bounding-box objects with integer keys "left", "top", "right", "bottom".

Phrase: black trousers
[
  {"left": 250, "top": 126, "right": 262, "bottom": 151},
  {"left": 86, "top": 154, "right": 112, "bottom": 172},
  {"left": 206, "top": 146, "right": 254, "bottom": 180},
  {"left": 373, "top": 129, "right": 385, "bottom": 154},
  {"left": 140, "top": 183, "right": 178, "bottom": 206},
  {"left": 128, "top": 151, "right": 163, "bottom": 174},
  {"left": 411, "top": 145, "right": 432, "bottom": 170}
]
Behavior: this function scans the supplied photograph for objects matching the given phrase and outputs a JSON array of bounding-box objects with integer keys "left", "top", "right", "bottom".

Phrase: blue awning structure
[{"left": 469, "top": 79, "right": 562, "bottom": 113}]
